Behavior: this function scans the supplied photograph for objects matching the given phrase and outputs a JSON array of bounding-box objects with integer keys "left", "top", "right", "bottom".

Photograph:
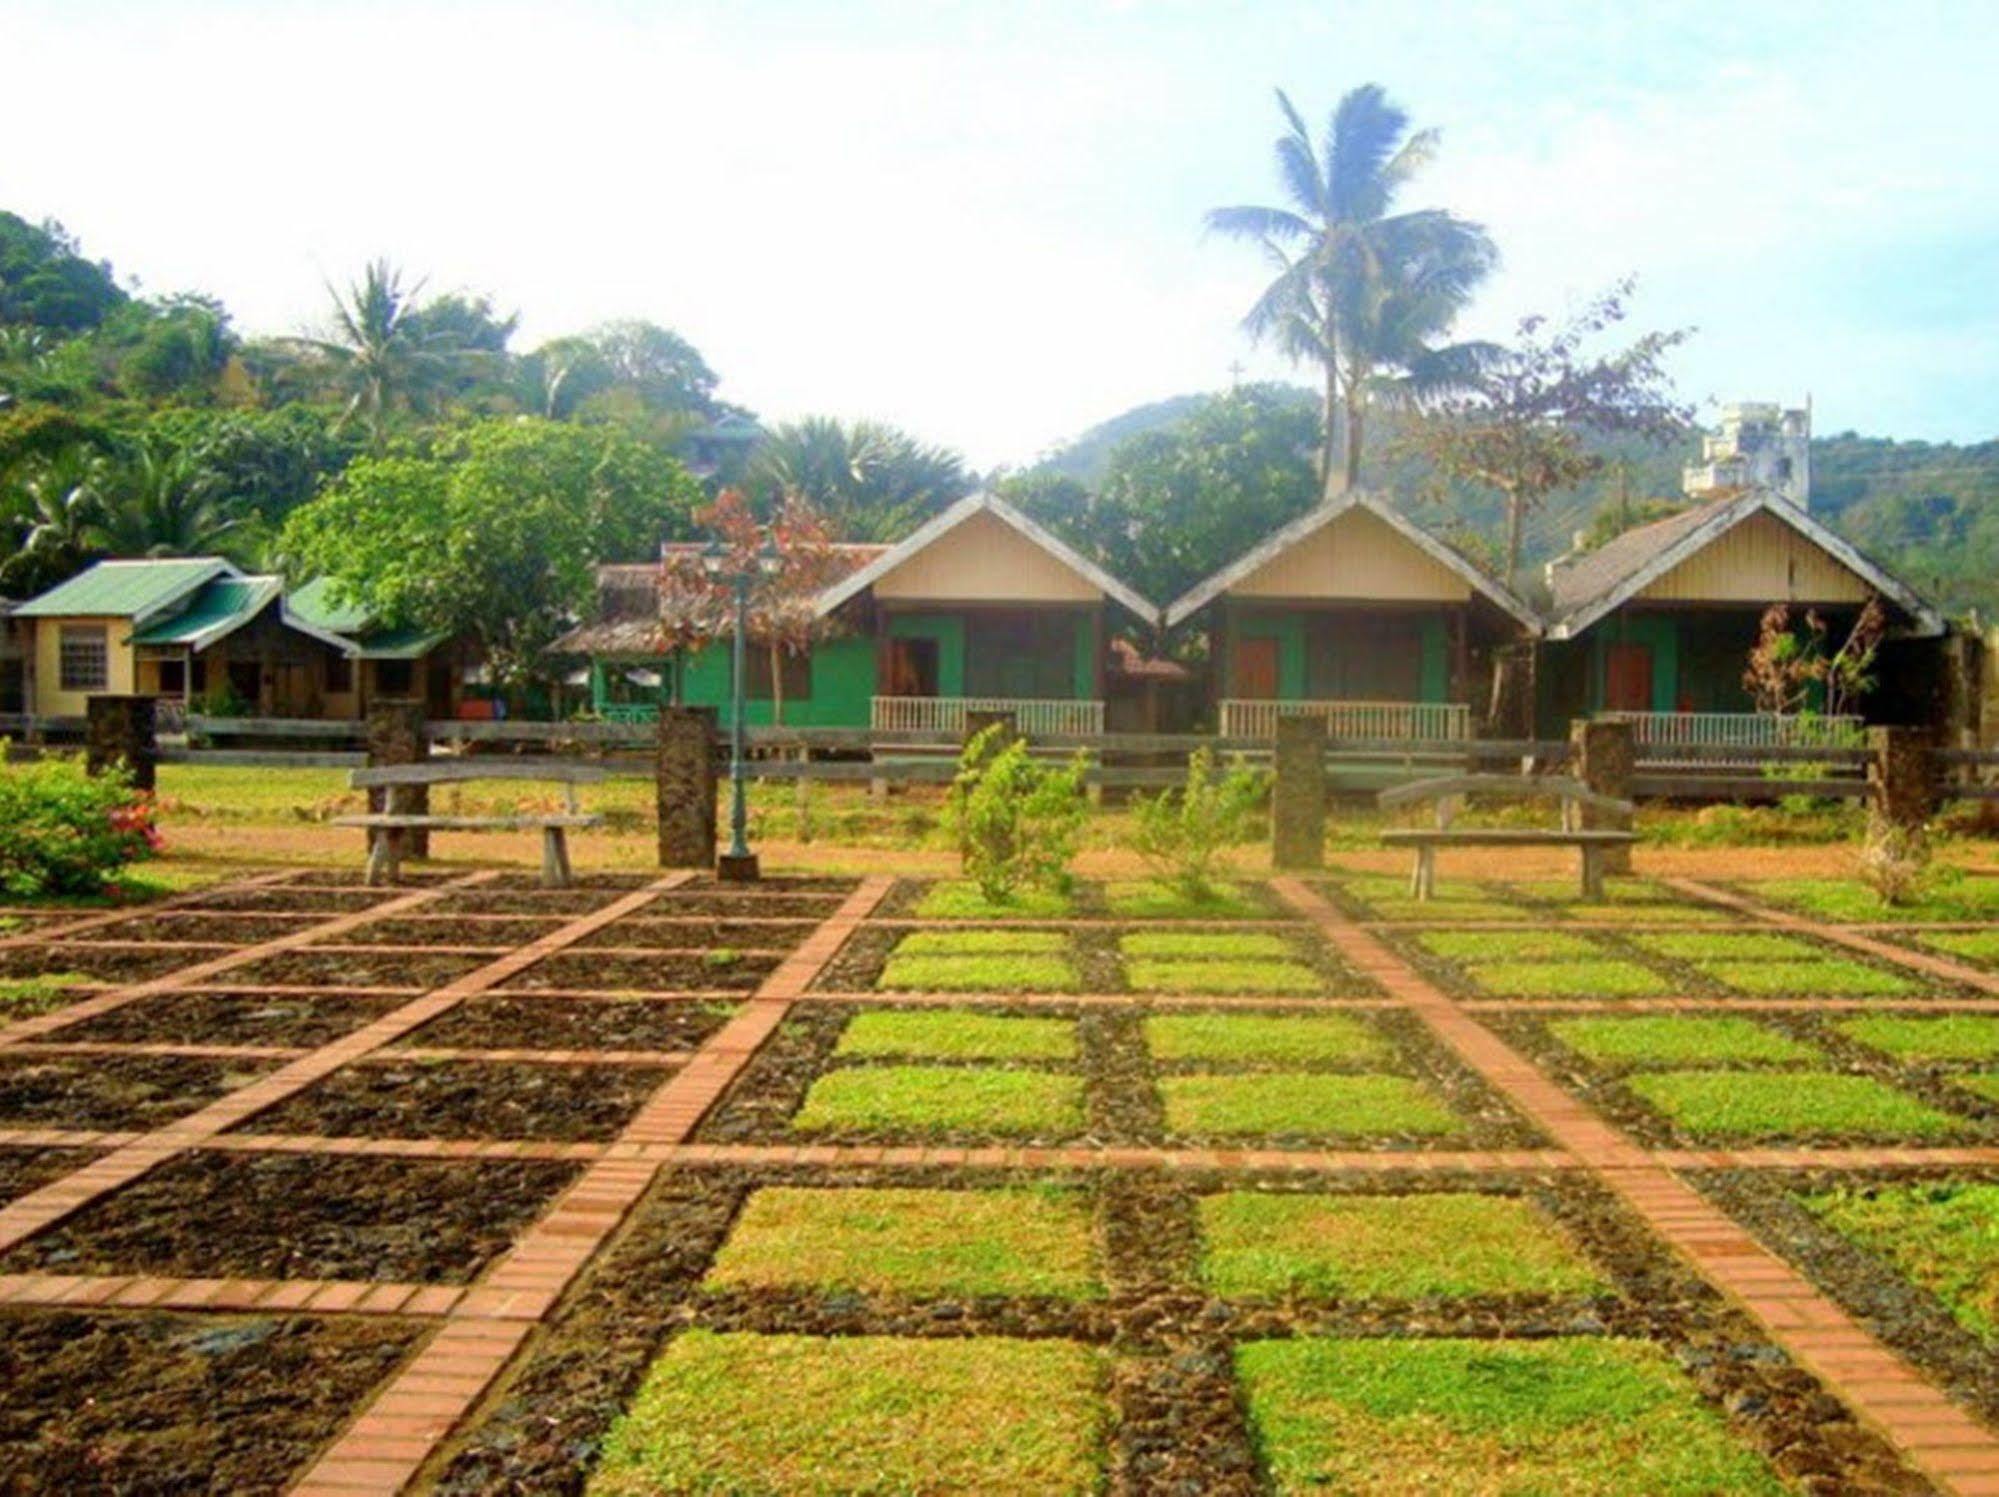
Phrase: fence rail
[
  {"left": 1220, "top": 699, "right": 1471, "bottom": 741},
  {"left": 1599, "top": 710, "right": 1866, "bottom": 754},
  {"left": 869, "top": 696, "right": 1105, "bottom": 737}
]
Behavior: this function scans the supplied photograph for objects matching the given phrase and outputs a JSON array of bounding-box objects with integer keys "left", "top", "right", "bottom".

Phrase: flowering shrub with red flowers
[{"left": 0, "top": 747, "right": 162, "bottom": 897}]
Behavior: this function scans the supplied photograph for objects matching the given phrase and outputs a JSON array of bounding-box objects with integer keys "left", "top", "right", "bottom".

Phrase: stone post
[
  {"left": 1271, "top": 714, "right": 1327, "bottom": 870},
  {"left": 85, "top": 695, "right": 158, "bottom": 793},
  {"left": 1570, "top": 717, "right": 1635, "bottom": 874},
  {"left": 366, "top": 699, "right": 429, "bottom": 859},
  {"left": 1869, "top": 725, "right": 1939, "bottom": 831},
  {"left": 657, "top": 706, "right": 719, "bottom": 868}
]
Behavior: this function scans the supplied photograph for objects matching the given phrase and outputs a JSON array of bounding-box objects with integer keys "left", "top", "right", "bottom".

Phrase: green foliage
[
  {"left": 1836, "top": 1014, "right": 1999, "bottom": 1062},
  {"left": 1129, "top": 746, "right": 1266, "bottom": 898},
  {"left": 1625, "top": 1071, "right": 1965, "bottom": 1140},
  {"left": 1549, "top": 1015, "right": 1822, "bottom": 1067},
  {"left": 1144, "top": 1013, "right": 1389, "bottom": 1065},
  {"left": 837, "top": 1009, "right": 1077, "bottom": 1061},
  {"left": 748, "top": 415, "right": 971, "bottom": 541},
  {"left": 0, "top": 752, "right": 160, "bottom": 897},
  {"left": 0, "top": 213, "right": 125, "bottom": 334},
  {"left": 1805, "top": 1182, "right": 1999, "bottom": 1341},
  {"left": 794, "top": 1065, "right": 1085, "bottom": 1136},
  {"left": 1158, "top": 1072, "right": 1462, "bottom": 1138},
  {"left": 1858, "top": 813, "right": 1933, "bottom": 907},
  {"left": 945, "top": 726, "right": 1089, "bottom": 904}
]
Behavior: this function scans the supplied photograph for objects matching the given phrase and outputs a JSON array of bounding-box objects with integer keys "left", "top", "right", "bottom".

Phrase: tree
[
  {"left": 287, "top": 259, "right": 477, "bottom": 450},
  {"left": 749, "top": 416, "right": 971, "bottom": 541},
  {"left": 1577, "top": 491, "right": 1688, "bottom": 552},
  {"left": 85, "top": 436, "right": 243, "bottom": 557},
  {"left": 278, "top": 418, "right": 703, "bottom": 686},
  {"left": 0, "top": 443, "right": 110, "bottom": 594},
  {"left": 1207, "top": 86, "right": 1496, "bottom": 495},
  {"left": 1400, "top": 279, "right": 1692, "bottom": 585},
  {"left": 1743, "top": 597, "right": 1887, "bottom": 721},
  {"left": 0, "top": 213, "right": 125, "bottom": 334},
  {"left": 113, "top": 294, "right": 238, "bottom": 400}
]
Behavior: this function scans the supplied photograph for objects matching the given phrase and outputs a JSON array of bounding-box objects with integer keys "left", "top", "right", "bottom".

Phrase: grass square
[
  {"left": 1417, "top": 930, "right": 1604, "bottom": 962},
  {"left": 1119, "top": 930, "right": 1294, "bottom": 960},
  {"left": 793, "top": 1066, "right": 1084, "bottom": 1136},
  {"left": 1235, "top": 1336, "right": 1782, "bottom": 1494},
  {"left": 1126, "top": 958, "right": 1322, "bottom": 995},
  {"left": 1337, "top": 877, "right": 1524, "bottom": 922},
  {"left": 1917, "top": 930, "right": 1999, "bottom": 964},
  {"left": 837, "top": 1009, "right": 1076, "bottom": 1061},
  {"left": 1145, "top": 1013, "right": 1392, "bottom": 1067},
  {"left": 1695, "top": 958, "right": 1920, "bottom": 998},
  {"left": 1463, "top": 959, "right": 1672, "bottom": 998},
  {"left": 0, "top": 974, "right": 91, "bottom": 1019},
  {"left": 1836, "top": 1014, "right": 1999, "bottom": 1062},
  {"left": 1623, "top": 1071, "right": 1968, "bottom": 1140},
  {"left": 1803, "top": 1181, "right": 1999, "bottom": 1341},
  {"left": 891, "top": 928, "right": 1067, "bottom": 957},
  {"left": 1958, "top": 1074, "right": 1999, "bottom": 1105},
  {"left": 1158, "top": 1073, "right": 1462, "bottom": 1139},
  {"left": 705, "top": 1186, "right": 1101, "bottom": 1299},
  {"left": 1102, "top": 880, "right": 1267, "bottom": 919},
  {"left": 913, "top": 881, "right": 1074, "bottom": 919},
  {"left": 1197, "top": 1192, "right": 1603, "bottom": 1299},
  {"left": 1549, "top": 1015, "right": 1822, "bottom": 1067},
  {"left": 877, "top": 952, "right": 1080, "bottom": 993},
  {"left": 591, "top": 1330, "right": 1105, "bottom": 1495},
  {"left": 1754, "top": 875, "right": 1999, "bottom": 924},
  {"left": 1632, "top": 931, "right": 1827, "bottom": 961}
]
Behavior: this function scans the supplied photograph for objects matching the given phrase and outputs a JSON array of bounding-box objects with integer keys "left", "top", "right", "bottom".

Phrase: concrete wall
[{"left": 31, "top": 616, "right": 135, "bottom": 716}]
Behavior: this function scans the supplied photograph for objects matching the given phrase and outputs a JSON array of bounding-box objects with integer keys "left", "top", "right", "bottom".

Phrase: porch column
[
  {"left": 366, "top": 699, "right": 430, "bottom": 859},
  {"left": 1271, "top": 713, "right": 1327, "bottom": 870},
  {"left": 85, "top": 695, "right": 158, "bottom": 793},
  {"left": 1570, "top": 716, "right": 1634, "bottom": 874},
  {"left": 657, "top": 706, "right": 719, "bottom": 867},
  {"left": 1869, "top": 726, "right": 1939, "bottom": 831}
]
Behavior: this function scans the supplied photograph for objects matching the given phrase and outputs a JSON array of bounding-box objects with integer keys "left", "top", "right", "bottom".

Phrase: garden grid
[{"left": 0, "top": 865, "right": 1996, "bottom": 1490}]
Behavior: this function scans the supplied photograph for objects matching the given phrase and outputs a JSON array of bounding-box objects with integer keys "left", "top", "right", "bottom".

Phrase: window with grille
[{"left": 58, "top": 625, "right": 109, "bottom": 691}]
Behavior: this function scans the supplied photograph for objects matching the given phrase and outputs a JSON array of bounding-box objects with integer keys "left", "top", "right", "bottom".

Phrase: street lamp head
[
  {"left": 700, "top": 538, "right": 727, "bottom": 580},
  {"left": 756, "top": 537, "right": 782, "bottom": 576}
]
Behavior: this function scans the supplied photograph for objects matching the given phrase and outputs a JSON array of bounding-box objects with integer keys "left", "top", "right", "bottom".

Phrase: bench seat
[
  {"left": 340, "top": 759, "right": 611, "bottom": 888},
  {"left": 1376, "top": 773, "right": 1638, "bottom": 902},
  {"left": 332, "top": 813, "right": 602, "bottom": 831}
]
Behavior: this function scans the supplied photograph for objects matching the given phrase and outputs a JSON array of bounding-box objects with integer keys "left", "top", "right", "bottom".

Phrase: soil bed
[
  {"left": 0, "top": 1052, "right": 275, "bottom": 1130},
  {"left": 650, "top": 892, "right": 846, "bottom": 920},
  {"left": 340, "top": 915, "right": 569, "bottom": 946},
  {"left": 89, "top": 912, "right": 326, "bottom": 943},
  {"left": 573, "top": 917, "right": 820, "bottom": 952},
  {"left": 1, "top": 1150, "right": 581, "bottom": 1281},
  {"left": 53, "top": 990, "right": 408, "bottom": 1047},
  {"left": 0, "top": 1146, "right": 95, "bottom": 1205},
  {"left": 392, "top": 995, "right": 738, "bottom": 1052},
  {"left": 498, "top": 951, "right": 777, "bottom": 993},
  {"left": 229, "top": 949, "right": 492, "bottom": 988},
  {"left": 190, "top": 887, "right": 397, "bottom": 914},
  {"left": 430, "top": 890, "right": 628, "bottom": 917},
  {"left": 243, "top": 1056, "right": 673, "bottom": 1141},
  {"left": 0, "top": 943, "right": 230, "bottom": 984},
  {"left": 0, "top": 1308, "right": 424, "bottom": 1494}
]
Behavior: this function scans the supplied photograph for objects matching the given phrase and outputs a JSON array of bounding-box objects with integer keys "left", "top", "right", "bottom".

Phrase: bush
[
  {"left": 1130, "top": 747, "right": 1267, "bottom": 899},
  {"left": 1857, "top": 813, "right": 1931, "bottom": 907},
  {"left": 946, "top": 725, "right": 1088, "bottom": 904},
  {"left": 0, "top": 750, "right": 161, "bottom": 897}
]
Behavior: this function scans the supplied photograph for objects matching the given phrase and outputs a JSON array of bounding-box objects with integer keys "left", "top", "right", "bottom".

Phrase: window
[
  {"left": 325, "top": 654, "right": 353, "bottom": 693},
  {"left": 157, "top": 659, "right": 186, "bottom": 695},
  {"left": 374, "top": 659, "right": 414, "bottom": 695},
  {"left": 58, "top": 625, "right": 108, "bottom": 692},
  {"left": 747, "top": 648, "right": 813, "bottom": 702}
]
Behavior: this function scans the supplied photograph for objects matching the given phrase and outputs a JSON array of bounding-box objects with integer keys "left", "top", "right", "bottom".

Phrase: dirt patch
[
  {"left": 573, "top": 917, "right": 821, "bottom": 952},
  {"left": 52, "top": 991, "right": 408, "bottom": 1047},
  {"left": 497, "top": 951, "right": 776, "bottom": 993},
  {"left": 243, "top": 1057, "right": 673, "bottom": 1141},
  {"left": 0, "top": 1147, "right": 95, "bottom": 1206},
  {"left": 87, "top": 912, "right": 325, "bottom": 944},
  {"left": 228, "top": 949, "right": 491, "bottom": 989},
  {"left": 651, "top": 892, "right": 846, "bottom": 920},
  {"left": 0, "top": 1308, "right": 424, "bottom": 1494},
  {"left": 189, "top": 887, "right": 396, "bottom": 914},
  {"left": 393, "top": 995, "right": 739, "bottom": 1052},
  {"left": 2, "top": 1151, "right": 581, "bottom": 1282},
  {"left": 430, "top": 890, "right": 629, "bottom": 917},
  {"left": 0, "top": 944, "right": 230, "bottom": 984},
  {"left": 0, "top": 1052, "right": 276, "bottom": 1131},
  {"left": 333, "top": 915, "right": 569, "bottom": 946}
]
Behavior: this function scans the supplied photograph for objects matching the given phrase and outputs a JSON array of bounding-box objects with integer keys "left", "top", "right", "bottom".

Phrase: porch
[
  {"left": 1219, "top": 698, "right": 1472, "bottom": 741},
  {"left": 871, "top": 695, "right": 1105, "bottom": 736},
  {"left": 1595, "top": 709, "right": 1865, "bottom": 756}
]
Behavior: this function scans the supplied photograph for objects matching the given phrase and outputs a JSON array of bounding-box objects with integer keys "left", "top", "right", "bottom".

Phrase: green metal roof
[
  {"left": 351, "top": 623, "right": 449, "bottom": 660},
  {"left": 286, "top": 575, "right": 375, "bottom": 634},
  {"left": 14, "top": 558, "right": 233, "bottom": 620},
  {"left": 128, "top": 577, "right": 282, "bottom": 649}
]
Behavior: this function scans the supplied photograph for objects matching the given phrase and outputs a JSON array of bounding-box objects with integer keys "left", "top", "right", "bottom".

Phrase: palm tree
[
  {"left": 85, "top": 439, "right": 242, "bottom": 557},
  {"left": 1208, "top": 85, "right": 1497, "bottom": 495},
  {"left": 291, "top": 259, "right": 464, "bottom": 450},
  {"left": 0, "top": 446, "right": 108, "bottom": 594},
  {"left": 750, "top": 417, "right": 971, "bottom": 541}
]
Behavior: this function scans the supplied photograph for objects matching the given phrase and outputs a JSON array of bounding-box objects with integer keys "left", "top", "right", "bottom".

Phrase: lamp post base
[{"left": 716, "top": 851, "right": 762, "bottom": 883}]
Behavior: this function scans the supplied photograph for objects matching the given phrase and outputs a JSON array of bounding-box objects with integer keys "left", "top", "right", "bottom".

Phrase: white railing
[
  {"left": 1598, "top": 711, "right": 1865, "bottom": 754},
  {"left": 870, "top": 696, "right": 1105, "bottom": 737},
  {"left": 1220, "top": 699, "right": 1472, "bottom": 741}
]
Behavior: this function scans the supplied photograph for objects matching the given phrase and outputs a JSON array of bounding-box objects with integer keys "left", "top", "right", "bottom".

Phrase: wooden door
[
  {"left": 1604, "top": 644, "right": 1654, "bottom": 712},
  {"left": 885, "top": 638, "right": 939, "bottom": 697},
  {"left": 1234, "top": 637, "right": 1280, "bottom": 699}
]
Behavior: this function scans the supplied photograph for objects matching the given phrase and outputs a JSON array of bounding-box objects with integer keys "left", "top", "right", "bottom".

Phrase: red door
[
  {"left": 1604, "top": 644, "right": 1654, "bottom": 712},
  {"left": 1234, "top": 637, "right": 1280, "bottom": 699}
]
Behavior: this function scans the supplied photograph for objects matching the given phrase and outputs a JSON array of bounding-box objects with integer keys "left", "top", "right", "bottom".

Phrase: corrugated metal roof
[
  {"left": 13, "top": 558, "right": 234, "bottom": 619},
  {"left": 128, "top": 577, "right": 282, "bottom": 649},
  {"left": 351, "top": 624, "right": 449, "bottom": 660},
  {"left": 285, "top": 576, "right": 376, "bottom": 634}
]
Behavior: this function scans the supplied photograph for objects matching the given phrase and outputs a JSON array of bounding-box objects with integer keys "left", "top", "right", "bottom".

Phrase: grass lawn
[
  {"left": 1519, "top": 878, "right": 1676, "bottom": 904},
  {"left": 1144, "top": 1013, "right": 1392, "bottom": 1067},
  {"left": 1461, "top": 959, "right": 1672, "bottom": 999},
  {"left": 1557, "top": 901, "right": 1728, "bottom": 924},
  {"left": 837, "top": 1009, "right": 1077, "bottom": 1061},
  {"left": 0, "top": 973, "right": 92, "bottom": 1018},
  {"left": 877, "top": 952, "right": 1081, "bottom": 993},
  {"left": 1623, "top": 1071, "right": 1969, "bottom": 1140},
  {"left": 1198, "top": 1192, "right": 1603, "bottom": 1299},
  {"left": 1235, "top": 1336, "right": 1782, "bottom": 1495},
  {"left": 1548, "top": 1015, "right": 1822, "bottom": 1068},
  {"left": 1958, "top": 1074, "right": 1999, "bottom": 1105},
  {"left": 913, "top": 881, "right": 1075, "bottom": 919},
  {"left": 1158, "top": 1073, "right": 1462, "bottom": 1138},
  {"left": 1119, "top": 930, "right": 1295, "bottom": 960},
  {"left": 1102, "top": 880, "right": 1267, "bottom": 919},
  {"left": 1804, "top": 1180, "right": 1999, "bottom": 1341},
  {"left": 1631, "top": 931, "right": 1828, "bottom": 961},
  {"left": 1836, "top": 1014, "right": 1999, "bottom": 1062},
  {"left": 591, "top": 1330, "right": 1105, "bottom": 1495},
  {"left": 1916, "top": 930, "right": 1999, "bottom": 964},
  {"left": 1416, "top": 930, "right": 1605, "bottom": 962},
  {"left": 1751, "top": 875, "right": 1999, "bottom": 924},
  {"left": 705, "top": 1186, "right": 1101, "bottom": 1299},
  {"left": 793, "top": 1065, "right": 1085, "bottom": 1136},
  {"left": 1125, "top": 957, "right": 1323, "bottom": 995},
  {"left": 1693, "top": 958, "right": 1920, "bottom": 998},
  {"left": 891, "top": 928, "right": 1068, "bottom": 956}
]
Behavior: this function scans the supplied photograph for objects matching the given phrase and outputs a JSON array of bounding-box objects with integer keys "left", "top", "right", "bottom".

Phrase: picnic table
[{"left": 1377, "top": 773, "right": 1636, "bottom": 901}]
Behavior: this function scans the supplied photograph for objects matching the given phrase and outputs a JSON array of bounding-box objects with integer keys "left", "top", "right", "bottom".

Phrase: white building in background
[{"left": 1683, "top": 401, "right": 1812, "bottom": 510}]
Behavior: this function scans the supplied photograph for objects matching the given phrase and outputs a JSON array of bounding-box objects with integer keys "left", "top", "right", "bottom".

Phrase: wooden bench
[
  {"left": 1377, "top": 773, "right": 1637, "bottom": 901},
  {"left": 333, "top": 760, "right": 608, "bottom": 888}
]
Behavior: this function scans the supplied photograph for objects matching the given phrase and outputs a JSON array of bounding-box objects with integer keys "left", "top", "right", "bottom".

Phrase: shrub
[
  {"left": 1129, "top": 747, "right": 1267, "bottom": 899},
  {"left": 0, "top": 749, "right": 161, "bottom": 897},
  {"left": 946, "top": 725, "right": 1088, "bottom": 904},
  {"left": 1857, "top": 813, "right": 1931, "bottom": 907}
]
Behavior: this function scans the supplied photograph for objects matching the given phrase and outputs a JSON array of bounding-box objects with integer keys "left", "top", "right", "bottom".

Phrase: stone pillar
[
  {"left": 366, "top": 699, "right": 429, "bottom": 859},
  {"left": 1869, "top": 725, "right": 1939, "bottom": 831},
  {"left": 1271, "top": 714, "right": 1327, "bottom": 870},
  {"left": 657, "top": 706, "right": 718, "bottom": 868},
  {"left": 85, "top": 695, "right": 158, "bottom": 793},
  {"left": 1570, "top": 717, "right": 1635, "bottom": 874}
]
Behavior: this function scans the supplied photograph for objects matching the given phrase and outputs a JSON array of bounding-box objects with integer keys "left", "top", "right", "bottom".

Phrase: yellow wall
[
  {"left": 31, "top": 616, "right": 136, "bottom": 716},
  {"left": 1640, "top": 509, "right": 1871, "bottom": 604},
  {"left": 1231, "top": 507, "right": 1472, "bottom": 602},
  {"left": 873, "top": 509, "right": 1101, "bottom": 603}
]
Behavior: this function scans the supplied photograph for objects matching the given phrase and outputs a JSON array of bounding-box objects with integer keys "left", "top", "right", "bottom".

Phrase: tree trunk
[
  {"left": 1341, "top": 392, "right": 1363, "bottom": 495},
  {"left": 1503, "top": 488, "right": 1526, "bottom": 589},
  {"left": 1319, "top": 357, "right": 1341, "bottom": 497},
  {"left": 670, "top": 648, "right": 682, "bottom": 707}
]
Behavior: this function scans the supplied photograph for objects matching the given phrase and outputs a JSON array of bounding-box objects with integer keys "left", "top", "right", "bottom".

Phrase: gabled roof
[
  {"left": 812, "top": 493, "right": 1158, "bottom": 624},
  {"left": 14, "top": 558, "right": 237, "bottom": 623},
  {"left": 128, "top": 576, "right": 282, "bottom": 650},
  {"left": 285, "top": 576, "right": 373, "bottom": 636},
  {"left": 287, "top": 576, "right": 447, "bottom": 659},
  {"left": 1162, "top": 492, "right": 1540, "bottom": 631},
  {"left": 1545, "top": 491, "right": 1944, "bottom": 639}
]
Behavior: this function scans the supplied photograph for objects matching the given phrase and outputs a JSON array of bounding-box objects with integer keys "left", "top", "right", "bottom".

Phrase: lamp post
[{"left": 704, "top": 535, "right": 779, "bottom": 882}]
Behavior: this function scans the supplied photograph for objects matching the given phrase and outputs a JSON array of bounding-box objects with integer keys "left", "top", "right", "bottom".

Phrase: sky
[{"left": 6, "top": 0, "right": 1998, "bottom": 469}]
